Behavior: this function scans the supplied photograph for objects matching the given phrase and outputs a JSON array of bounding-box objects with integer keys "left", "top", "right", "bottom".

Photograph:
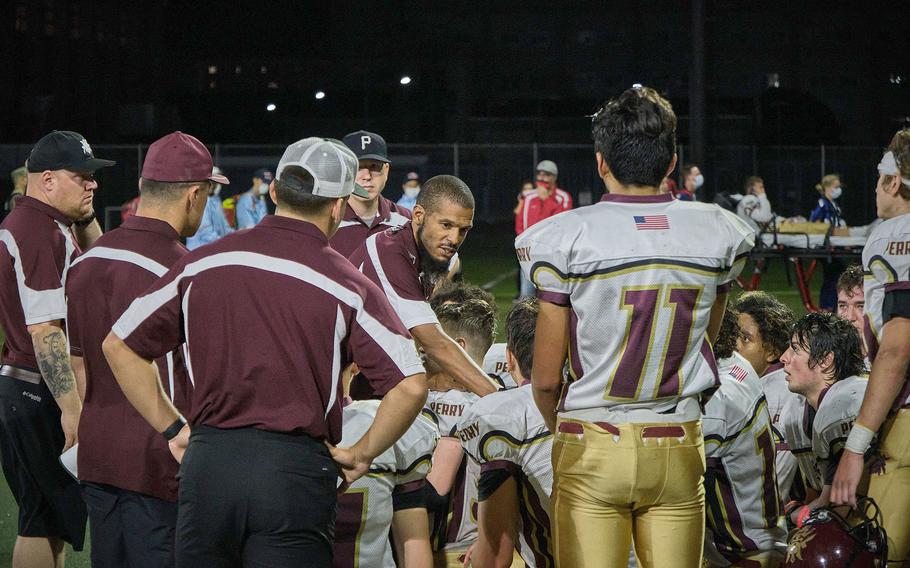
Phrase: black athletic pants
[
  {"left": 176, "top": 425, "right": 338, "bottom": 568},
  {"left": 82, "top": 482, "right": 177, "bottom": 568}
]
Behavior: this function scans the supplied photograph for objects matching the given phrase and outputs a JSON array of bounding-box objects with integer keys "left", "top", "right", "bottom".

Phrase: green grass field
[{"left": 0, "top": 225, "right": 834, "bottom": 567}]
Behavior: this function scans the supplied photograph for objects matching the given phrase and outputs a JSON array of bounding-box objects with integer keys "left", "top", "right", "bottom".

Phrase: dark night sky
[{"left": 1, "top": 0, "right": 908, "bottom": 146}]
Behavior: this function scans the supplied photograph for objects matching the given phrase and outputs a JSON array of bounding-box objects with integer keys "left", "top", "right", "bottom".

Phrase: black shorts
[
  {"left": 176, "top": 425, "right": 339, "bottom": 567},
  {"left": 82, "top": 482, "right": 177, "bottom": 568},
  {"left": 0, "top": 369, "right": 86, "bottom": 549}
]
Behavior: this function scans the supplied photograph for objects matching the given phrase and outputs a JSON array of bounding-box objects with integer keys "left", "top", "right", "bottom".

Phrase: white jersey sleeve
[
  {"left": 515, "top": 196, "right": 755, "bottom": 414},
  {"left": 780, "top": 394, "right": 823, "bottom": 492},
  {"left": 456, "top": 385, "right": 555, "bottom": 568},
  {"left": 482, "top": 343, "right": 518, "bottom": 390},
  {"left": 703, "top": 354, "right": 785, "bottom": 560},
  {"left": 862, "top": 214, "right": 910, "bottom": 406},
  {"left": 394, "top": 413, "right": 439, "bottom": 503},
  {"left": 812, "top": 376, "right": 868, "bottom": 484},
  {"left": 760, "top": 365, "right": 802, "bottom": 501}
]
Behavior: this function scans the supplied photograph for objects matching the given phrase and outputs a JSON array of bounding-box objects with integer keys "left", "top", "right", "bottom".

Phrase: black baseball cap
[
  {"left": 27, "top": 131, "right": 116, "bottom": 173},
  {"left": 342, "top": 130, "right": 389, "bottom": 163}
]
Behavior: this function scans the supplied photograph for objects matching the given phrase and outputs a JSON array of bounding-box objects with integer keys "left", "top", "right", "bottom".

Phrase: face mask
[
  {"left": 830, "top": 186, "right": 842, "bottom": 200},
  {"left": 694, "top": 174, "right": 704, "bottom": 189},
  {"left": 403, "top": 187, "right": 420, "bottom": 198},
  {"left": 258, "top": 182, "right": 269, "bottom": 195}
]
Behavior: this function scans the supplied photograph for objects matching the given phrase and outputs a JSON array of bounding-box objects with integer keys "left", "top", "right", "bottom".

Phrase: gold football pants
[
  {"left": 551, "top": 417, "right": 706, "bottom": 568},
  {"left": 867, "top": 408, "right": 910, "bottom": 564}
]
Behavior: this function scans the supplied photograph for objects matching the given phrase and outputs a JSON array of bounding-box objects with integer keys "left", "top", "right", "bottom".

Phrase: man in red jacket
[{"left": 515, "top": 160, "right": 572, "bottom": 298}]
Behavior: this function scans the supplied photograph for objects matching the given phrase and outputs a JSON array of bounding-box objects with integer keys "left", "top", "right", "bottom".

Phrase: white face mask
[
  {"left": 403, "top": 187, "right": 420, "bottom": 198},
  {"left": 258, "top": 182, "right": 269, "bottom": 195},
  {"left": 213, "top": 184, "right": 222, "bottom": 197},
  {"left": 694, "top": 174, "right": 705, "bottom": 189},
  {"left": 830, "top": 186, "right": 842, "bottom": 200}
]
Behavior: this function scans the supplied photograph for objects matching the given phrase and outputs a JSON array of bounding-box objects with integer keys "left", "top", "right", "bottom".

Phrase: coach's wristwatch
[{"left": 163, "top": 416, "right": 187, "bottom": 441}]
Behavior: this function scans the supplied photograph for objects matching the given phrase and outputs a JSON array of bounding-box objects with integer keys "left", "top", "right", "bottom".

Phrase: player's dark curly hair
[
  {"left": 713, "top": 306, "right": 741, "bottom": 360},
  {"left": 836, "top": 264, "right": 864, "bottom": 296},
  {"left": 734, "top": 291, "right": 795, "bottom": 360},
  {"left": 791, "top": 312, "right": 865, "bottom": 382},
  {"left": 506, "top": 298, "right": 539, "bottom": 380},
  {"left": 591, "top": 86, "right": 677, "bottom": 188}
]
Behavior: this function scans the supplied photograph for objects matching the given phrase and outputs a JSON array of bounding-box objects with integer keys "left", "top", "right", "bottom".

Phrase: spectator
[
  {"left": 121, "top": 195, "right": 140, "bottom": 223},
  {"left": 735, "top": 176, "right": 775, "bottom": 231},
  {"left": 809, "top": 173, "right": 844, "bottom": 226},
  {"left": 396, "top": 171, "right": 421, "bottom": 211},
  {"left": 809, "top": 174, "right": 847, "bottom": 310},
  {"left": 675, "top": 163, "right": 702, "bottom": 201},
  {"left": 514, "top": 161, "right": 572, "bottom": 298},
  {"left": 186, "top": 166, "right": 234, "bottom": 250},
  {"left": 4, "top": 165, "right": 27, "bottom": 216},
  {"left": 234, "top": 168, "right": 272, "bottom": 228}
]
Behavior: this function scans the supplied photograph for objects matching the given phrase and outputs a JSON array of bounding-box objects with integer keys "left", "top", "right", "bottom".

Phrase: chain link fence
[{"left": 0, "top": 143, "right": 882, "bottom": 230}]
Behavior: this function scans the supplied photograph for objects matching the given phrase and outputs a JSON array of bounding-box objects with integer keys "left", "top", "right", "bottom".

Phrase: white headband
[{"left": 878, "top": 151, "right": 910, "bottom": 186}]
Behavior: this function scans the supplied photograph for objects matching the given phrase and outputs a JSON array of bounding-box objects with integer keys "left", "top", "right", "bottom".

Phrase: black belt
[{"left": 0, "top": 365, "right": 42, "bottom": 385}]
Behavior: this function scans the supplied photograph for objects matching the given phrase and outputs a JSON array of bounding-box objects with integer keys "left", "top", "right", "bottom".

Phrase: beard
[{"left": 416, "top": 224, "right": 453, "bottom": 282}]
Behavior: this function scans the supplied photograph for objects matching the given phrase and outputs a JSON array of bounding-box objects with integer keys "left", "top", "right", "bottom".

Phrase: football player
[
  {"left": 835, "top": 264, "right": 866, "bottom": 356},
  {"left": 833, "top": 129, "right": 910, "bottom": 564},
  {"left": 703, "top": 308, "right": 785, "bottom": 567},
  {"left": 334, "top": 363, "right": 440, "bottom": 568},
  {"left": 781, "top": 313, "right": 867, "bottom": 524},
  {"left": 517, "top": 86, "right": 754, "bottom": 567},
  {"left": 734, "top": 291, "right": 802, "bottom": 502},
  {"left": 422, "top": 299, "right": 496, "bottom": 566},
  {"left": 457, "top": 299, "right": 554, "bottom": 567}
]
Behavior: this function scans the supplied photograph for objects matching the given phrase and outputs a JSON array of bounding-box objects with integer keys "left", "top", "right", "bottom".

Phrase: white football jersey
[
  {"left": 424, "top": 389, "right": 480, "bottom": 552},
  {"left": 457, "top": 384, "right": 555, "bottom": 567},
  {"left": 863, "top": 213, "right": 910, "bottom": 406},
  {"left": 760, "top": 365, "right": 803, "bottom": 501},
  {"left": 812, "top": 376, "right": 868, "bottom": 485},
  {"left": 425, "top": 389, "right": 480, "bottom": 437},
  {"left": 334, "top": 400, "right": 439, "bottom": 568},
  {"left": 482, "top": 343, "right": 518, "bottom": 390},
  {"left": 703, "top": 354, "right": 785, "bottom": 561},
  {"left": 516, "top": 195, "right": 754, "bottom": 413}
]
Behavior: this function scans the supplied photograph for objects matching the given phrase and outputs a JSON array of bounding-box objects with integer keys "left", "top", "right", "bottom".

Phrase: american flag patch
[
  {"left": 729, "top": 365, "right": 749, "bottom": 382},
  {"left": 633, "top": 215, "right": 669, "bottom": 230}
]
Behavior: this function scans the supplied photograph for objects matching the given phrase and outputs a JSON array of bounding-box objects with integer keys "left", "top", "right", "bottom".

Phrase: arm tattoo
[{"left": 35, "top": 329, "right": 77, "bottom": 399}]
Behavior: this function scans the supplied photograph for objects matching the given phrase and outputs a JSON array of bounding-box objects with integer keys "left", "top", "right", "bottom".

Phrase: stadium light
[
  {"left": 266, "top": 103, "right": 277, "bottom": 112},
  {"left": 400, "top": 75, "right": 412, "bottom": 86},
  {"left": 315, "top": 90, "right": 326, "bottom": 100}
]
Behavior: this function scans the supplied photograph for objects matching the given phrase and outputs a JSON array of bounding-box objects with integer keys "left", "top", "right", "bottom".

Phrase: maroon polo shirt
[
  {"left": 329, "top": 196, "right": 411, "bottom": 259},
  {"left": 0, "top": 196, "right": 80, "bottom": 369},
  {"left": 348, "top": 221, "right": 438, "bottom": 330},
  {"left": 66, "top": 216, "right": 191, "bottom": 502},
  {"left": 110, "top": 215, "right": 424, "bottom": 443}
]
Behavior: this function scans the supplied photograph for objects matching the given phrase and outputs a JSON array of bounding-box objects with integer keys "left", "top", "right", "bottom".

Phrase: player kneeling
[
  {"left": 703, "top": 307, "right": 785, "bottom": 567},
  {"left": 456, "top": 299, "right": 554, "bottom": 567},
  {"left": 780, "top": 313, "right": 870, "bottom": 525},
  {"left": 334, "top": 363, "right": 440, "bottom": 568}
]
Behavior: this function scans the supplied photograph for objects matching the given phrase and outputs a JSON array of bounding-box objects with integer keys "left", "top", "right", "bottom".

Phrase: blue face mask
[
  {"left": 831, "top": 186, "right": 842, "bottom": 200},
  {"left": 694, "top": 174, "right": 704, "bottom": 189}
]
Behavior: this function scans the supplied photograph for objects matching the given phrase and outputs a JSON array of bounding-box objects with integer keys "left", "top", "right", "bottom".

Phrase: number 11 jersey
[{"left": 515, "top": 193, "right": 754, "bottom": 414}]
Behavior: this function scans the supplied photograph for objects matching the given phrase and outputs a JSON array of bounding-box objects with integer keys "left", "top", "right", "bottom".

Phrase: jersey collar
[
  {"left": 17, "top": 195, "right": 74, "bottom": 226},
  {"left": 120, "top": 215, "right": 180, "bottom": 241},
  {"left": 601, "top": 192, "right": 675, "bottom": 204}
]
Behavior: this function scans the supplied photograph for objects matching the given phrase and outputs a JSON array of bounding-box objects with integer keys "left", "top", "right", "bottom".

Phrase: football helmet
[{"left": 784, "top": 498, "right": 887, "bottom": 567}]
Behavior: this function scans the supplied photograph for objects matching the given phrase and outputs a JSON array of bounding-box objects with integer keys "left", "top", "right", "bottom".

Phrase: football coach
[{"left": 103, "top": 137, "right": 428, "bottom": 567}]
